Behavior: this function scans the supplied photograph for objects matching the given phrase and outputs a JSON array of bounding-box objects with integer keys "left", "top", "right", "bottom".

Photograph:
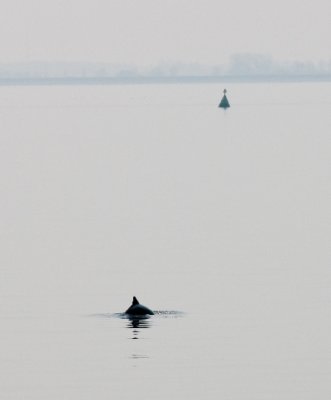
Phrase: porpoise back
[{"left": 125, "top": 296, "right": 154, "bottom": 316}]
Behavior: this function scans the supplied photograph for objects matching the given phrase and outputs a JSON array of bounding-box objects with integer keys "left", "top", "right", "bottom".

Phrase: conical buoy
[{"left": 219, "top": 89, "right": 230, "bottom": 109}]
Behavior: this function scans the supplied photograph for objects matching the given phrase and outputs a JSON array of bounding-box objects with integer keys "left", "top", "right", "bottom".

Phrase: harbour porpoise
[{"left": 125, "top": 296, "right": 154, "bottom": 316}]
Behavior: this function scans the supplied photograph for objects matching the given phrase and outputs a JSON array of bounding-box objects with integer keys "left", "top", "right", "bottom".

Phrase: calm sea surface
[{"left": 0, "top": 82, "right": 330, "bottom": 399}]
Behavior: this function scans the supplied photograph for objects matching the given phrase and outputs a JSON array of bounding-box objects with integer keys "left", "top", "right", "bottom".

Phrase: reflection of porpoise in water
[
  {"left": 127, "top": 316, "right": 151, "bottom": 330},
  {"left": 125, "top": 296, "right": 154, "bottom": 316}
]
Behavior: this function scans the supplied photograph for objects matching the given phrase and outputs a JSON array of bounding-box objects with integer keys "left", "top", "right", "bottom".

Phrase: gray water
[{"left": 0, "top": 82, "right": 330, "bottom": 399}]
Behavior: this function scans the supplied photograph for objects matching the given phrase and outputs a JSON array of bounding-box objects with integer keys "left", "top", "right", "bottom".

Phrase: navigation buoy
[{"left": 219, "top": 89, "right": 230, "bottom": 109}]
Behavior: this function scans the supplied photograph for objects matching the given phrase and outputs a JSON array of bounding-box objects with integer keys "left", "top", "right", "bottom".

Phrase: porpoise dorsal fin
[{"left": 132, "top": 296, "right": 139, "bottom": 305}]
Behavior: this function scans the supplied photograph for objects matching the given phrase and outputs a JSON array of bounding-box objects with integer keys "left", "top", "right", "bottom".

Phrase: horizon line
[{"left": 0, "top": 74, "right": 331, "bottom": 86}]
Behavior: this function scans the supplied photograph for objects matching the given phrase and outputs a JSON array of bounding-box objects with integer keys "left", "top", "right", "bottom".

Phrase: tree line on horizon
[{"left": 0, "top": 54, "right": 330, "bottom": 79}]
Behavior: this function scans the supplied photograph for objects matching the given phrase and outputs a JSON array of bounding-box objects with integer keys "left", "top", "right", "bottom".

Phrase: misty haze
[
  {"left": 0, "top": 54, "right": 330, "bottom": 82},
  {"left": 1, "top": 1, "right": 330, "bottom": 399}
]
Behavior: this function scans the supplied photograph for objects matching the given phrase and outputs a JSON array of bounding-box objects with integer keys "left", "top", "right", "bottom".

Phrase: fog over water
[
  {"left": 0, "top": 82, "right": 330, "bottom": 399},
  {"left": 1, "top": 0, "right": 330, "bottom": 65}
]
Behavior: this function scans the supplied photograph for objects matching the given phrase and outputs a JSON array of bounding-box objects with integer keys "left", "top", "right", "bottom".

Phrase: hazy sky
[{"left": 0, "top": 0, "right": 330, "bottom": 65}]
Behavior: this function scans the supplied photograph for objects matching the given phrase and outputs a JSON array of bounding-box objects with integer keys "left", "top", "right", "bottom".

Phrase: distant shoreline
[{"left": 0, "top": 74, "right": 330, "bottom": 86}]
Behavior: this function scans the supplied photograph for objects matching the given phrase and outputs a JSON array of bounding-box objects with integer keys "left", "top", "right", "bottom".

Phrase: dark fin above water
[
  {"left": 125, "top": 297, "right": 154, "bottom": 315},
  {"left": 132, "top": 296, "right": 139, "bottom": 305}
]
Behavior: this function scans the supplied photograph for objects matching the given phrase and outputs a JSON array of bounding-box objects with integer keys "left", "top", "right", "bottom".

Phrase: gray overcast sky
[{"left": 0, "top": 0, "right": 330, "bottom": 65}]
